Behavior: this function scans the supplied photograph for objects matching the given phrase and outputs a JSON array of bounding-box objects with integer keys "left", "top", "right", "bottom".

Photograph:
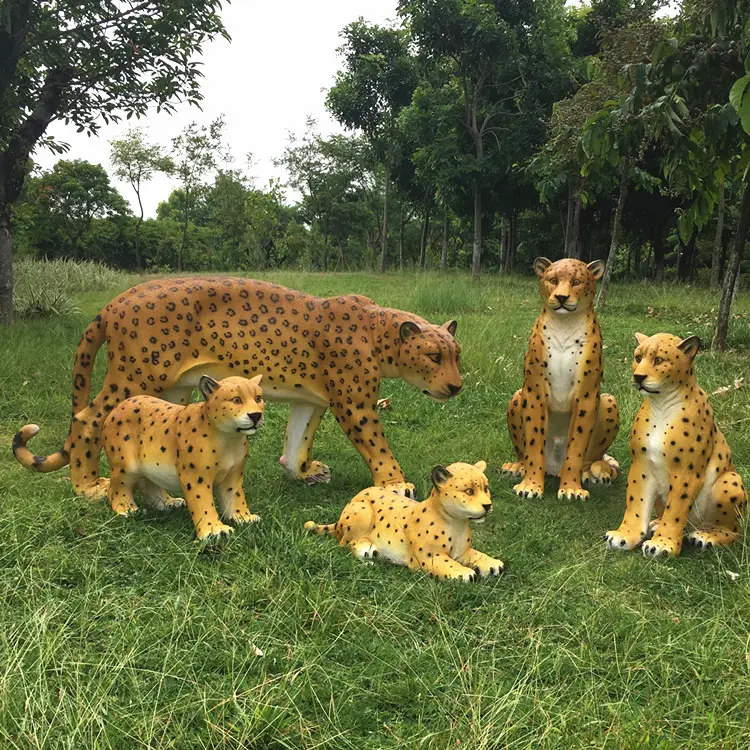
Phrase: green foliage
[
  {"left": 729, "top": 75, "right": 750, "bottom": 135},
  {"left": 327, "top": 20, "right": 416, "bottom": 143},
  {"left": 278, "top": 121, "right": 385, "bottom": 270},
  {"left": 0, "top": 1, "right": 228, "bottom": 152},
  {"left": 0, "top": 0, "right": 231, "bottom": 326},
  {"left": 110, "top": 127, "right": 173, "bottom": 205},
  {"left": 170, "top": 117, "right": 229, "bottom": 271},
  {"left": 16, "top": 159, "right": 130, "bottom": 258},
  {"left": 8, "top": 0, "right": 750, "bottom": 289}
]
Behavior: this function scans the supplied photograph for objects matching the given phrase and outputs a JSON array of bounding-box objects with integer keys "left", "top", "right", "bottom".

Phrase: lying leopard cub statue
[
  {"left": 605, "top": 333, "right": 747, "bottom": 558},
  {"left": 304, "top": 461, "right": 504, "bottom": 582},
  {"left": 105, "top": 374, "right": 264, "bottom": 541},
  {"left": 502, "top": 257, "right": 620, "bottom": 501}
]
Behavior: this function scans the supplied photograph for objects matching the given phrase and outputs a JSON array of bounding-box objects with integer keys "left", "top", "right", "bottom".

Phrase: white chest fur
[
  {"left": 543, "top": 316, "right": 587, "bottom": 413},
  {"left": 215, "top": 435, "right": 248, "bottom": 477},
  {"left": 141, "top": 463, "right": 182, "bottom": 493},
  {"left": 641, "top": 396, "right": 681, "bottom": 497}
]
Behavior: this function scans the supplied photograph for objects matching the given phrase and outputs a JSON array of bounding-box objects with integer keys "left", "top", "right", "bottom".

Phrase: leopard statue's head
[
  {"left": 430, "top": 461, "right": 492, "bottom": 522},
  {"left": 199, "top": 374, "right": 265, "bottom": 435},
  {"left": 632, "top": 332, "right": 700, "bottom": 397},
  {"left": 534, "top": 257, "right": 605, "bottom": 316},
  {"left": 396, "top": 319, "right": 462, "bottom": 403}
]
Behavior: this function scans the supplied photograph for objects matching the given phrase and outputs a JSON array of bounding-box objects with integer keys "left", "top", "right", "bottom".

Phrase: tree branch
[
  {"left": 0, "top": 66, "right": 74, "bottom": 206},
  {"left": 0, "top": 0, "right": 33, "bottom": 106},
  {"left": 24, "top": 0, "right": 153, "bottom": 48}
]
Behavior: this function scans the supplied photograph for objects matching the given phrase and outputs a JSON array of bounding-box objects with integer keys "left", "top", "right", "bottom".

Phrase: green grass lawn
[{"left": 2, "top": 270, "right": 750, "bottom": 749}]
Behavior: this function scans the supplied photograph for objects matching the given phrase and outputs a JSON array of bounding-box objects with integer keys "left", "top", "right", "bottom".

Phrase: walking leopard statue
[{"left": 13, "top": 277, "right": 462, "bottom": 499}]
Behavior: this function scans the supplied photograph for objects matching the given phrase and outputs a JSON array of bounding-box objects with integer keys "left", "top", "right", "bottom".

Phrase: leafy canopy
[{"left": 0, "top": 0, "right": 229, "bottom": 152}]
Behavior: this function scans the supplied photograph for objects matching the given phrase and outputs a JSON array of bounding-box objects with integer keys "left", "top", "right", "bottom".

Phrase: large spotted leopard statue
[
  {"left": 502, "top": 257, "right": 620, "bottom": 501},
  {"left": 13, "top": 278, "right": 462, "bottom": 499},
  {"left": 605, "top": 333, "right": 747, "bottom": 557},
  {"left": 305, "top": 461, "right": 504, "bottom": 582}
]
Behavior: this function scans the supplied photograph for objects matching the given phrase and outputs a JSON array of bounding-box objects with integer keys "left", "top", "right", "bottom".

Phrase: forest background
[{"left": 3, "top": 0, "right": 750, "bottom": 350}]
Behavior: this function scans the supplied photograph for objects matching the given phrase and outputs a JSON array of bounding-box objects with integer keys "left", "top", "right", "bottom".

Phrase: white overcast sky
[{"left": 35, "top": 0, "right": 399, "bottom": 218}]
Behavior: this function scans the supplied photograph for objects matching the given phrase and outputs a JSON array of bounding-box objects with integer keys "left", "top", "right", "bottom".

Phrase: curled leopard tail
[
  {"left": 304, "top": 520, "right": 337, "bottom": 535},
  {"left": 13, "top": 313, "right": 106, "bottom": 473},
  {"left": 70, "top": 313, "right": 107, "bottom": 415},
  {"left": 12, "top": 424, "right": 73, "bottom": 472}
]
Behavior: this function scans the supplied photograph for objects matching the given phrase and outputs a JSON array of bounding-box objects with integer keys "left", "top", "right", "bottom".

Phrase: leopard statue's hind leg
[{"left": 687, "top": 471, "right": 747, "bottom": 549}]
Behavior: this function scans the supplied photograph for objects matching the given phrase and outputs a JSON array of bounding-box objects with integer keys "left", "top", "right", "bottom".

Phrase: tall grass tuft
[
  {"left": 13, "top": 258, "right": 125, "bottom": 317},
  {"left": 409, "top": 273, "right": 493, "bottom": 316}
]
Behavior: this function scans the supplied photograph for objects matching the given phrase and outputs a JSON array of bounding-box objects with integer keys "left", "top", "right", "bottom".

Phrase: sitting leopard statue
[
  {"left": 605, "top": 333, "right": 747, "bottom": 557},
  {"left": 502, "top": 257, "right": 620, "bottom": 502},
  {"left": 304, "top": 461, "right": 505, "bottom": 582},
  {"left": 12, "top": 277, "right": 462, "bottom": 500}
]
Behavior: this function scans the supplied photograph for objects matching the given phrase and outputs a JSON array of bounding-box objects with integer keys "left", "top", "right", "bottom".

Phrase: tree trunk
[
  {"left": 419, "top": 207, "right": 430, "bottom": 270},
  {"left": 644, "top": 242, "right": 653, "bottom": 278},
  {"left": 399, "top": 205, "right": 405, "bottom": 271},
  {"left": 713, "top": 178, "right": 750, "bottom": 351},
  {"left": 677, "top": 229, "right": 697, "bottom": 282},
  {"left": 471, "top": 183, "right": 482, "bottom": 283},
  {"left": 506, "top": 238, "right": 514, "bottom": 274},
  {"left": 569, "top": 192, "right": 583, "bottom": 259},
  {"left": 596, "top": 156, "right": 629, "bottom": 309},
  {"left": 626, "top": 242, "right": 633, "bottom": 277},
  {"left": 653, "top": 232, "right": 665, "bottom": 282},
  {"left": 179, "top": 187, "right": 189, "bottom": 272},
  {"left": 502, "top": 214, "right": 517, "bottom": 275},
  {"left": 135, "top": 189, "right": 144, "bottom": 271},
  {"left": 500, "top": 216, "right": 508, "bottom": 273},
  {"left": 380, "top": 159, "right": 389, "bottom": 273},
  {"left": 564, "top": 180, "right": 575, "bottom": 257},
  {"left": 710, "top": 182, "right": 725, "bottom": 289},
  {"left": 0, "top": 203, "right": 13, "bottom": 326},
  {"left": 0, "top": 67, "right": 73, "bottom": 325},
  {"left": 733, "top": 267, "right": 741, "bottom": 301},
  {"left": 440, "top": 207, "right": 449, "bottom": 270},
  {"left": 633, "top": 243, "right": 642, "bottom": 279},
  {"left": 719, "top": 241, "right": 727, "bottom": 283}
]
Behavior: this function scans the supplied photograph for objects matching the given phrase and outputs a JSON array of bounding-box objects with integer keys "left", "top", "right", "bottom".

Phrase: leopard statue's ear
[
  {"left": 198, "top": 375, "right": 220, "bottom": 400},
  {"left": 678, "top": 335, "right": 701, "bottom": 361},
  {"left": 443, "top": 319, "right": 458, "bottom": 337},
  {"left": 430, "top": 465, "right": 453, "bottom": 488},
  {"left": 534, "top": 257, "right": 552, "bottom": 278},
  {"left": 634, "top": 332, "right": 648, "bottom": 345},
  {"left": 587, "top": 260, "right": 606, "bottom": 280},
  {"left": 474, "top": 460, "right": 487, "bottom": 473},
  {"left": 400, "top": 321, "right": 422, "bottom": 341},
  {"left": 249, "top": 373, "right": 263, "bottom": 387}
]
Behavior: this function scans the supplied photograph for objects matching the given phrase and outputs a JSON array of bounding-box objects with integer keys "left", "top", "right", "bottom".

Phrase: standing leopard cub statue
[
  {"left": 101, "top": 375, "right": 262, "bottom": 541},
  {"left": 605, "top": 333, "right": 747, "bottom": 558},
  {"left": 502, "top": 257, "right": 620, "bottom": 502},
  {"left": 305, "top": 461, "right": 504, "bottom": 582}
]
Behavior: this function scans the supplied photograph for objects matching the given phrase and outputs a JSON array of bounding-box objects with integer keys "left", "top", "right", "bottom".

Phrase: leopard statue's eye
[
  {"left": 255, "top": 396, "right": 262, "bottom": 403},
  {"left": 571, "top": 279, "right": 581, "bottom": 286},
  {"left": 550, "top": 278, "right": 558, "bottom": 285},
  {"left": 428, "top": 353, "right": 442, "bottom": 364},
  {"left": 635, "top": 355, "right": 642, "bottom": 363},
  {"left": 465, "top": 488, "right": 474, "bottom": 495},
  {"left": 654, "top": 357, "right": 663, "bottom": 365},
  {"left": 232, "top": 396, "right": 243, "bottom": 405}
]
